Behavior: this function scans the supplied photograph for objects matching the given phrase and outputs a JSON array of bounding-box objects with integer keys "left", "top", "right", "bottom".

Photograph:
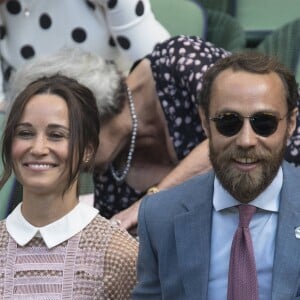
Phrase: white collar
[
  {"left": 213, "top": 167, "right": 283, "bottom": 212},
  {"left": 6, "top": 202, "right": 99, "bottom": 249}
]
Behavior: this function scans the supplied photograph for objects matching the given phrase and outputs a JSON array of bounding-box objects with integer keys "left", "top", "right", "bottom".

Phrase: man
[{"left": 132, "top": 52, "right": 300, "bottom": 300}]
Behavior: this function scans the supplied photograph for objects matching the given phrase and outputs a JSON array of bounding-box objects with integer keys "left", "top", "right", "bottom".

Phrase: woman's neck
[
  {"left": 126, "top": 59, "right": 162, "bottom": 138},
  {"left": 21, "top": 184, "right": 78, "bottom": 227},
  {"left": 124, "top": 60, "right": 179, "bottom": 190}
]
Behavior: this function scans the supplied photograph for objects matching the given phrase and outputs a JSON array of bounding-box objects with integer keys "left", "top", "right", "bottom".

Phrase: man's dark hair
[{"left": 198, "top": 52, "right": 299, "bottom": 119}]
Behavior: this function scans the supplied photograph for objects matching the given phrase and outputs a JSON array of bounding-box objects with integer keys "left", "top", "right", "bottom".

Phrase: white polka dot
[
  {"left": 178, "top": 57, "right": 185, "bottom": 64},
  {"left": 185, "top": 116, "right": 192, "bottom": 124},
  {"left": 160, "top": 57, "right": 166, "bottom": 64},
  {"left": 189, "top": 73, "right": 194, "bottom": 81},
  {"left": 201, "top": 65, "right": 208, "bottom": 72},
  {"left": 164, "top": 73, "right": 170, "bottom": 80},
  {"left": 179, "top": 48, "right": 186, "bottom": 55},
  {"left": 196, "top": 72, "right": 202, "bottom": 80},
  {"left": 186, "top": 58, "right": 193, "bottom": 65}
]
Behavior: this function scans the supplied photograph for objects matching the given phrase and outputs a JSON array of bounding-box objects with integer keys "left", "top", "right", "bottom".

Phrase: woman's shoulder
[{"left": 80, "top": 214, "right": 138, "bottom": 251}]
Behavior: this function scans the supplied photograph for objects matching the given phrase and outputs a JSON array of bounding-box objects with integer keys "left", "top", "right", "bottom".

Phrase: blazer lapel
[
  {"left": 174, "top": 172, "right": 214, "bottom": 300},
  {"left": 272, "top": 163, "right": 300, "bottom": 299}
]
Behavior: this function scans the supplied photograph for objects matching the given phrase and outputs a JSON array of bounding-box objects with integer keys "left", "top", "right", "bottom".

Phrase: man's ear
[
  {"left": 198, "top": 107, "right": 210, "bottom": 138},
  {"left": 287, "top": 107, "right": 298, "bottom": 138}
]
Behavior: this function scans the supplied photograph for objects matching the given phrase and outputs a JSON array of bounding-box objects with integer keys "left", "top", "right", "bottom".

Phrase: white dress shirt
[
  {"left": 6, "top": 202, "right": 99, "bottom": 249},
  {"left": 207, "top": 167, "right": 283, "bottom": 300}
]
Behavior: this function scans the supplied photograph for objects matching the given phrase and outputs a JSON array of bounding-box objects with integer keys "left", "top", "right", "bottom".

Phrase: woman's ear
[
  {"left": 198, "top": 107, "right": 210, "bottom": 138},
  {"left": 83, "top": 144, "right": 94, "bottom": 164}
]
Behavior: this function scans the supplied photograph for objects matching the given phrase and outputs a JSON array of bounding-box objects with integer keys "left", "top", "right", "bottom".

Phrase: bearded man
[{"left": 133, "top": 52, "right": 300, "bottom": 300}]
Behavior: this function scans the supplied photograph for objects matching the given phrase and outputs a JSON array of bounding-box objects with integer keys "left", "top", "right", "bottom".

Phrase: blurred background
[{"left": 151, "top": 0, "right": 300, "bottom": 82}]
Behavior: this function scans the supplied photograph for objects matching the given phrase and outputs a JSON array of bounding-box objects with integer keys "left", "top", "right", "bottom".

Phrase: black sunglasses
[{"left": 209, "top": 112, "right": 287, "bottom": 137}]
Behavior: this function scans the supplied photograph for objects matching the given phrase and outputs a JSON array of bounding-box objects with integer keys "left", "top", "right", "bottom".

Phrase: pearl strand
[{"left": 110, "top": 87, "right": 138, "bottom": 183}]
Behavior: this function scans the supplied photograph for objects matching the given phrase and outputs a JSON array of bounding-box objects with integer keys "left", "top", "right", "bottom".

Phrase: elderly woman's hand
[{"left": 111, "top": 199, "right": 142, "bottom": 233}]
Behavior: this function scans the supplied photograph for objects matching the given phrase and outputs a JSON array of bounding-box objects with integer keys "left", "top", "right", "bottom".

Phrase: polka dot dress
[
  {"left": 94, "top": 35, "right": 300, "bottom": 218},
  {"left": 286, "top": 98, "right": 300, "bottom": 166},
  {"left": 94, "top": 36, "right": 230, "bottom": 219},
  {"left": 0, "top": 0, "right": 169, "bottom": 101}
]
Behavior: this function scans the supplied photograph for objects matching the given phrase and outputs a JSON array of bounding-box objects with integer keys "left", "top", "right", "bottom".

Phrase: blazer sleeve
[{"left": 132, "top": 196, "right": 162, "bottom": 300}]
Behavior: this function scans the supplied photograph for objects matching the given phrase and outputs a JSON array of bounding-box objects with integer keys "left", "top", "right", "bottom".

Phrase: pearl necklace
[{"left": 110, "top": 87, "right": 138, "bottom": 183}]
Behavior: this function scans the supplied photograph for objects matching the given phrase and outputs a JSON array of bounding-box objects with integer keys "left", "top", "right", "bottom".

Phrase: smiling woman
[{"left": 0, "top": 75, "right": 137, "bottom": 299}]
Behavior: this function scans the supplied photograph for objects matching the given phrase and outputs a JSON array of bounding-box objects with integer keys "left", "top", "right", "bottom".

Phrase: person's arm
[
  {"left": 113, "top": 140, "right": 211, "bottom": 230},
  {"left": 99, "top": 0, "right": 170, "bottom": 62},
  {"left": 155, "top": 139, "right": 211, "bottom": 190},
  {"left": 132, "top": 197, "right": 162, "bottom": 300}
]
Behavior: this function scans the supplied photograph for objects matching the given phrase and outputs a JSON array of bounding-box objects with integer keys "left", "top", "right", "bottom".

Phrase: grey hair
[{"left": 8, "top": 47, "right": 125, "bottom": 118}]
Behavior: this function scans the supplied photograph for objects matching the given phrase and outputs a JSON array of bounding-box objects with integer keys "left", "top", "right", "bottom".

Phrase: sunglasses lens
[
  {"left": 251, "top": 113, "right": 278, "bottom": 137},
  {"left": 214, "top": 113, "right": 243, "bottom": 137}
]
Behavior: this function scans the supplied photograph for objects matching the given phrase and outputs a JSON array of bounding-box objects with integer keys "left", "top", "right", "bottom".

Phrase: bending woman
[
  {"left": 10, "top": 36, "right": 230, "bottom": 230},
  {"left": 0, "top": 0, "right": 169, "bottom": 109},
  {"left": 0, "top": 75, "right": 137, "bottom": 298}
]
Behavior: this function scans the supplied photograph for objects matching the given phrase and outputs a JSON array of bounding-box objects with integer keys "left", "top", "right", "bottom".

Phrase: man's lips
[
  {"left": 233, "top": 157, "right": 259, "bottom": 171},
  {"left": 233, "top": 157, "right": 258, "bottom": 164}
]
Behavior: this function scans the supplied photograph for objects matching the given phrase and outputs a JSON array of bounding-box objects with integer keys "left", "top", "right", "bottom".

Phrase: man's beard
[{"left": 209, "top": 135, "right": 287, "bottom": 203}]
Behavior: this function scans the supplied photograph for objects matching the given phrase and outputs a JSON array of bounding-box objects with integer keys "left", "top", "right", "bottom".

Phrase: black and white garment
[
  {"left": 94, "top": 35, "right": 230, "bottom": 218},
  {"left": 94, "top": 35, "right": 300, "bottom": 218},
  {"left": 0, "top": 0, "right": 169, "bottom": 102}
]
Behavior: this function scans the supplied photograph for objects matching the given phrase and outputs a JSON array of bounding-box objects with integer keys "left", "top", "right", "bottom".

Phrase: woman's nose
[{"left": 30, "top": 136, "right": 49, "bottom": 155}]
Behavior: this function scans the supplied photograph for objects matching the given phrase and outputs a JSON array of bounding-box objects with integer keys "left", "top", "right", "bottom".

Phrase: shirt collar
[
  {"left": 6, "top": 202, "right": 99, "bottom": 248},
  {"left": 213, "top": 167, "right": 283, "bottom": 212}
]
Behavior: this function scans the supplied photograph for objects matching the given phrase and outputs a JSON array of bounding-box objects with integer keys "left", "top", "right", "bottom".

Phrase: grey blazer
[{"left": 132, "top": 161, "right": 300, "bottom": 300}]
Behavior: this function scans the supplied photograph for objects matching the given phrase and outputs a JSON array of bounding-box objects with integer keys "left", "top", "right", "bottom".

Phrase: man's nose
[{"left": 235, "top": 120, "right": 258, "bottom": 148}]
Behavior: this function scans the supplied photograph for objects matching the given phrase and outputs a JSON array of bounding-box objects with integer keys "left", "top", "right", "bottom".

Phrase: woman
[
  {"left": 0, "top": 75, "right": 137, "bottom": 298},
  {"left": 9, "top": 36, "right": 230, "bottom": 230},
  {"left": 0, "top": 0, "right": 169, "bottom": 110}
]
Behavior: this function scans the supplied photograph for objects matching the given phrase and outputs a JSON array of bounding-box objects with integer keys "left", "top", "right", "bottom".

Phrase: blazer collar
[{"left": 174, "top": 171, "right": 214, "bottom": 299}]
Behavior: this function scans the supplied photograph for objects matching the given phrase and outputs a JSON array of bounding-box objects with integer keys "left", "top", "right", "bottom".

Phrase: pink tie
[{"left": 227, "top": 205, "right": 258, "bottom": 300}]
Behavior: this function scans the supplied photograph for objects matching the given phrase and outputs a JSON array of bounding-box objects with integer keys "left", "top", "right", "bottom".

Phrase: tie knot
[{"left": 238, "top": 205, "right": 256, "bottom": 228}]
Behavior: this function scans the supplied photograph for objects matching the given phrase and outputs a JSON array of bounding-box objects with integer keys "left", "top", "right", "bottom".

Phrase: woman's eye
[
  {"left": 49, "top": 132, "right": 67, "bottom": 140},
  {"left": 50, "top": 133, "right": 63, "bottom": 139},
  {"left": 16, "top": 130, "right": 34, "bottom": 138}
]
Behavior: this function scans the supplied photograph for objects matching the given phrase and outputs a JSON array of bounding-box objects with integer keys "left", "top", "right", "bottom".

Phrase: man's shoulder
[
  {"left": 141, "top": 171, "right": 214, "bottom": 218},
  {"left": 282, "top": 160, "right": 300, "bottom": 180}
]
